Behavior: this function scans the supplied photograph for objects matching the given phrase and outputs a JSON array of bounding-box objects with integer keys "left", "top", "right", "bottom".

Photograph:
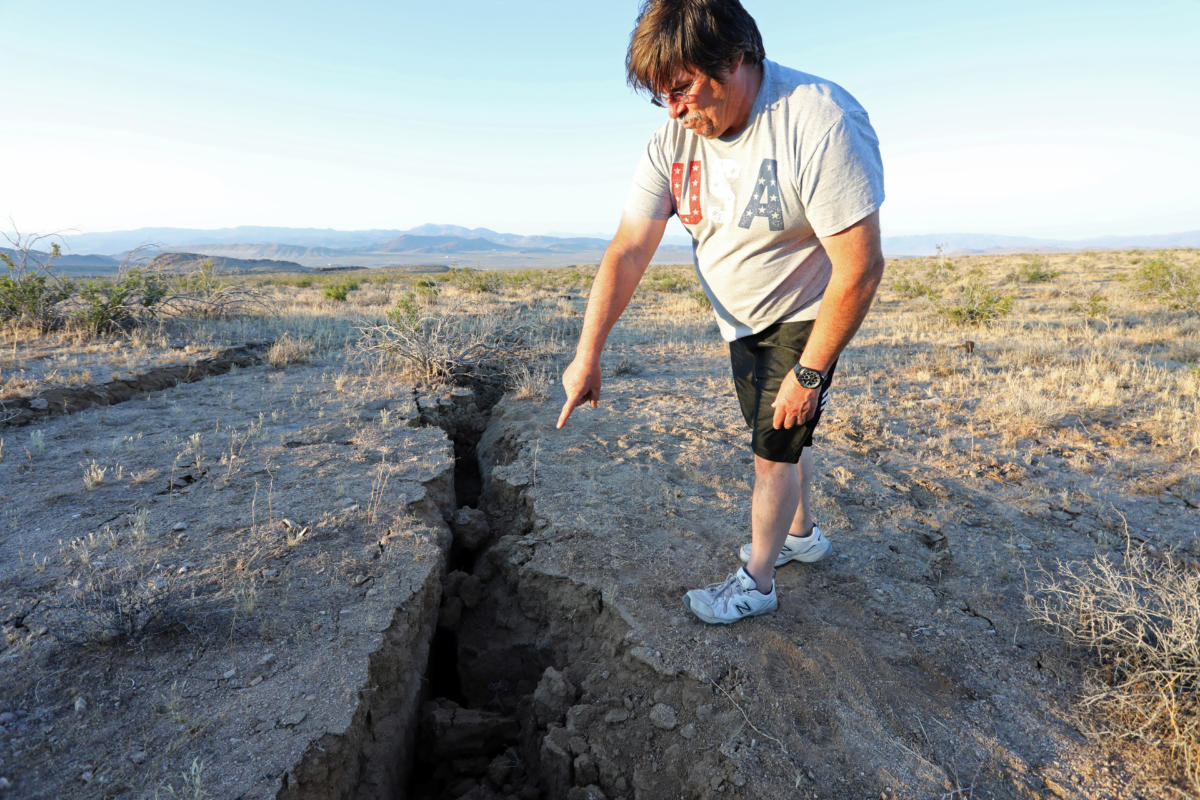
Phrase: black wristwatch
[{"left": 792, "top": 364, "right": 824, "bottom": 389}]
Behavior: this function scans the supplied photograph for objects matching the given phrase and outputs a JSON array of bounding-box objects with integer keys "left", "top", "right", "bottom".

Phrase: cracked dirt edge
[
  {"left": 269, "top": 401, "right": 456, "bottom": 800},
  {"left": 0, "top": 342, "right": 270, "bottom": 427}
]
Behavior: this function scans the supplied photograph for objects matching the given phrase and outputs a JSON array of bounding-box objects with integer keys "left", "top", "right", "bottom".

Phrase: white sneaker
[
  {"left": 683, "top": 567, "right": 777, "bottom": 625},
  {"left": 739, "top": 525, "right": 831, "bottom": 568}
]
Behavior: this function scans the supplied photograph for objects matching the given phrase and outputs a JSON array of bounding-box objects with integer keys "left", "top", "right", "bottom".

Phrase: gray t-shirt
[{"left": 624, "top": 59, "right": 885, "bottom": 341}]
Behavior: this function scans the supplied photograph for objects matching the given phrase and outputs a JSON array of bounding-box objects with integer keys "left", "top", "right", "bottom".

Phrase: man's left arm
[{"left": 770, "top": 211, "right": 884, "bottom": 430}]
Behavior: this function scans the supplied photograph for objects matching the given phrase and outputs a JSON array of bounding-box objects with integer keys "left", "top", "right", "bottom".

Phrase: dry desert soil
[{"left": 0, "top": 251, "right": 1198, "bottom": 799}]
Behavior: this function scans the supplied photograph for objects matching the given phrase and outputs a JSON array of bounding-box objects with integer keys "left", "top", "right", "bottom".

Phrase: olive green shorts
[{"left": 729, "top": 320, "right": 837, "bottom": 464}]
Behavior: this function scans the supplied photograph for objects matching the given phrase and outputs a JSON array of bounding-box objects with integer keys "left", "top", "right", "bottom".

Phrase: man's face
[{"left": 661, "top": 62, "right": 744, "bottom": 139}]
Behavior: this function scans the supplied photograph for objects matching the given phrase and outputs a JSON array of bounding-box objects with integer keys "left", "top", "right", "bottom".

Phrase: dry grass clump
[
  {"left": 357, "top": 296, "right": 535, "bottom": 383},
  {"left": 1028, "top": 538, "right": 1200, "bottom": 793},
  {"left": 267, "top": 332, "right": 313, "bottom": 368}
]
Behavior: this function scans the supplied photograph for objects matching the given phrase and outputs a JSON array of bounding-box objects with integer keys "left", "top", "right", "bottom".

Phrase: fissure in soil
[{"left": 404, "top": 382, "right": 545, "bottom": 800}]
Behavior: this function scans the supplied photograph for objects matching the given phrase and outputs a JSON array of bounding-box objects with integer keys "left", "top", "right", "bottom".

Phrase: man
[{"left": 556, "top": 0, "right": 885, "bottom": 625}]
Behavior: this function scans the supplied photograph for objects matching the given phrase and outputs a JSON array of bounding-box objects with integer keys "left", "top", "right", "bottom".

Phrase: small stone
[
  {"left": 80, "top": 770, "right": 93, "bottom": 783},
  {"left": 0, "top": 776, "right": 11, "bottom": 789},
  {"left": 128, "top": 751, "right": 147, "bottom": 764},
  {"left": 223, "top": 668, "right": 236, "bottom": 680},
  {"left": 532, "top": 667, "right": 576, "bottom": 726},
  {"left": 603, "top": 708, "right": 629, "bottom": 724},
  {"left": 249, "top": 676, "right": 263, "bottom": 687},
  {"left": 29, "top": 397, "right": 49, "bottom": 410},
  {"left": 0, "top": 712, "right": 14, "bottom": 725},
  {"left": 353, "top": 574, "right": 370, "bottom": 586},
  {"left": 679, "top": 723, "right": 697, "bottom": 739},
  {"left": 279, "top": 711, "right": 306, "bottom": 728},
  {"left": 696, "top": 704, "right": 714, "bottom": 721},
  {"left": 339, "top": 497, "right": 357, "bottom": 508},
  {"left": 172, "top": 522, "right": 187, "bottom": 532},
  {"left": 453, "top": 507, "right": 491, "bottom": 551},
  {"left": 565, "top": 704, "right": 598, "bottom": 732},
  {"left": 257, "top": 652, "right": 277, "bottom": 668},
  {"left": 73, "top": 697, "right": 87, "bottom": 713},
  {"left": 649, "top": 703, "right": 677, "bottom": 730},
  {"left": 262, "top": 568, "right": 279, "bottom": 579}
]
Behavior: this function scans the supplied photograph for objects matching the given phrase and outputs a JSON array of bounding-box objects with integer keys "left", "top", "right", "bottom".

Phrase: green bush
[
  {"left": 891, "top": 271, "right": 936, "bottom": 300},
  {"left": 74, "top": 269, "right": 168, "bottom": 334},
  {"left": 1012, "top": 257, "right": 1059, "bottom": 283},
  {"left": 1069, "top": 292, "right": 1110, "bottom": 318},
  {"left": 444, "top": 267, "right": 498, "bottom": 293},
  {"left": 1132, "top": 256, "right": 1198, "bottom": 310},
  {"left": 412, "top": 277, "right": 440, "bottom": 301},
  {"left": 388, "top": 292, "right": 422, "bottom": 329},
  {"left": 643, "top": 271, "right": 693, "bottom": 293},
  {"left": 0, "top": 243, "right": 74, "bottom": 331},
  {"left": 936, "top": 276, "right": 1014, "bottom": 325},
  {"left": 323, "top": 279, "right": 361, "bottom": 302}
]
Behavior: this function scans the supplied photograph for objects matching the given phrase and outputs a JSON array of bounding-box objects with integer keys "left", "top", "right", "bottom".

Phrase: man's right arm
[{"left": 556, "top": 213, "right": 668, "bottom": 429}]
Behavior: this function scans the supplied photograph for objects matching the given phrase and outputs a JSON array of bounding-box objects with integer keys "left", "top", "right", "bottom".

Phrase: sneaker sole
[{"left": 682, "top": 594, "right": 777, "bottom": 625}]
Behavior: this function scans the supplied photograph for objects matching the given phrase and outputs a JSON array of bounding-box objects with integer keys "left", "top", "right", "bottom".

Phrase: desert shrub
[
  {"left": 158, "top": 260, "right": 266, "bottom": 319},
  {"left": 688, "top": 289, "right": 712, "bottom": 310},
  {"left": 73, "top": 269, "right": 169, "bottom": 334},
  {"left": 411, "top": 277, "right": 440, "bottom": 302},
  {"left": 890, "top": 250, "right": 958, "bottom": 300},
  {"left": 358, "top": 299, "right": 532, "bottom": 383},
  {"left": 890, "top": 270, "right": 936, "bottom": 300},
  {"left": 1132, "top": 256, "right": 1199, "bottom": 311},
  {"left": 1069, "top": 292, "right": 1111, "bottom": 318},
  {"left": 293, "top": 276, "right": 314, "bottom": 288},
  {"left": 444, "top": 267, "right": 499, "bottom": 293},
  {"left": 1012, "top": 257, "right": 1059, "bottom": 283},
  {"left": 642, "top": 270, "right": 693, "bottom": 293},
  {"left": 45, "top": 562, "right": 193, "bottom": 645},
  {"left": 1028, "top": 541, "right": 1200, "bottom": 792},
  {"left": 0, "top": 242, "right": 74, "bottom": 331},
  {"left": 935, "top": 275, "right": 1014, "bottom": 325},
  {"left": 323, "top": 278, "right": 361, "bottom": 302}
]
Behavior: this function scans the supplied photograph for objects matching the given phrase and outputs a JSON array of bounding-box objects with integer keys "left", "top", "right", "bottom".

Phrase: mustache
[{"left": 681, "top": 112, "right": 702, "bottom": 125}]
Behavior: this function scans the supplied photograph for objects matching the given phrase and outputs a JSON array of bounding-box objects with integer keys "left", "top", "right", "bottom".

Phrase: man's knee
[{"left": 754, "top": 453, "right": 799, "bottom": 476}]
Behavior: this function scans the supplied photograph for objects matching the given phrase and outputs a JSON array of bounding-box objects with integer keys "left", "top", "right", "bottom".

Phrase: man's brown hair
[{"left": 626, "top": 0, "right": 766, "bottom": 97}]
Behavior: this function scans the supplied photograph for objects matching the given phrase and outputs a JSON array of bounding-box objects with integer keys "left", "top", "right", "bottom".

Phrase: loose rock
[
  {"left": 649, "top": 703, "right": 678, "bottom": 730},
  {"left": 532, "top": 667, "right": 575, "bottom": 727},
  {"left": 454, "top": 507, "right": 491, "bottom": 551}
]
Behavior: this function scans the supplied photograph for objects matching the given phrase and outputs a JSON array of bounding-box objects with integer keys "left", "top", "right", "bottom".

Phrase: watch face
[{"left": 794, "top": 366, "right": 822, "bottom": 389}]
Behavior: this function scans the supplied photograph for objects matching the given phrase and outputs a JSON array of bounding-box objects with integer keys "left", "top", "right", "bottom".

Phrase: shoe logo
[{"left": 734, "top": 602, "right": 752, "bottom": 614}]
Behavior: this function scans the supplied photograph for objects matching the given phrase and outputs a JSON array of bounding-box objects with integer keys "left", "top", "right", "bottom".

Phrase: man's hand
[
  {"left": 556, "top": 356, "right": 602, "bottom": 429},
  {"left": 770, "top": 371, "right": 820, "bottom": 429}
]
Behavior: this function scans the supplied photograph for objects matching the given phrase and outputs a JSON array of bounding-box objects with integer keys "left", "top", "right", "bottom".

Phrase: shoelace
[{"left": 704, "top": 573, "right": 746, "bottom": 608}]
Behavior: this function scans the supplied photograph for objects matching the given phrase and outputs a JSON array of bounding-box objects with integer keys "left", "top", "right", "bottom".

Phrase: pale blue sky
[{"left": 2, "top": 0, "right": 1198, "bottom": 241}]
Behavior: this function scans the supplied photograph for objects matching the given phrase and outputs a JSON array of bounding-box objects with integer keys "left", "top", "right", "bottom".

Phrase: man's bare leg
[
  {"left": 788, "top": 448, "right": 815, "bottom": 536},
  {"left": 744, "top": 454, "right": 803, "bottom": 592}
]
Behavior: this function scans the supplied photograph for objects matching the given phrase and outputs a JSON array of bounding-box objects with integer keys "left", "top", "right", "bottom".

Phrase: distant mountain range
[{"left": 4, "top": 225, "right": 1196, "bottom": 274}]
